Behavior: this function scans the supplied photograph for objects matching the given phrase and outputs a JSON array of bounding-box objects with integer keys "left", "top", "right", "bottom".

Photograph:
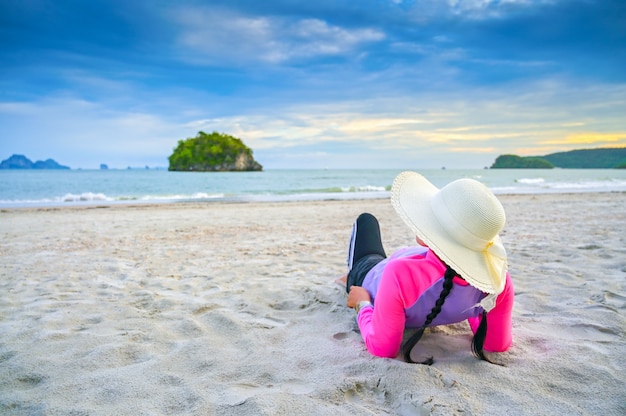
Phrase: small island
[
  {"left": 168, "top": 131, "right": 262, "bottom": 172},
  {"left": 491, "top": 147, "right": 626, "bottom": 169},
  {"left": 0, "top": 154, "right": 70, "bottom": 169}
]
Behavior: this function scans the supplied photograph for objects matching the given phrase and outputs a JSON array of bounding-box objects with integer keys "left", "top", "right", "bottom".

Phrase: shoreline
[
  {"left": 1, "top": 193, "right": 625, "bottom": 414},
  {"left": 1, "top": 189, "right": 625, "bottom": 212}
]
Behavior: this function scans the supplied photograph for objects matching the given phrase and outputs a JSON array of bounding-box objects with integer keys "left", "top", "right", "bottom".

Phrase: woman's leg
[
  {"left": 346, "top": 213, "right": 386, "bottom": 292},
  {"left": 347, "top": 213, "right": 387, "bottom": 269}
]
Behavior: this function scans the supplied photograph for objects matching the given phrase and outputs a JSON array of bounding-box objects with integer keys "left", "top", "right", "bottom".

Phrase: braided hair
[
  {"left": 471, "top": 310, "right": 500, "bottom": 365},
  {"left": 402, "top": 266, "right": 456, "bottom": 364},
  {"left": 402, "top": 266, "right": 499, "bottom": 365}
]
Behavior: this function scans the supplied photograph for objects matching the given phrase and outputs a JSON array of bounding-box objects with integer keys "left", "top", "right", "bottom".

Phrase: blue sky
[{"left": 1, "top": 0, "right": 625, "bottom": 169}]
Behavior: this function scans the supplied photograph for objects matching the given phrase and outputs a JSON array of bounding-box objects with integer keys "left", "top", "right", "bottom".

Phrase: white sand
[{"left": 1, "top": 193, "right": 624, "bottom": 415}]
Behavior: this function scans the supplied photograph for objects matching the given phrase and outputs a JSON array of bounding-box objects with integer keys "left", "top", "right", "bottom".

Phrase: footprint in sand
[
  {"left": 251, "top": 315, "right": 287, "bottom": 328},
  {"left": 342, "top": 381, "right": 386, "bottom": 407},
  {"left": 283, "top": 380, "right": 315, "bottom": 395},
  {"left": 601, "top": 290, "right": 626, "bottom": 309},
  {"left": 221, "top": 380, "right": 315, "bottom": 406},
  {"left": 192, "top": 304, "right": 222, "bottom": 315},
  {"left": 16, "top": 372, "right": 48, "bottom": 387}
]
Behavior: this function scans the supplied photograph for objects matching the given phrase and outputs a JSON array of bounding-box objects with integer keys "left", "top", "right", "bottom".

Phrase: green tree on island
[
  {"left": 490, "top": 148, "right": 626, "bottom": 169},
  {"left": 168, "top": 131, "right": 262, "bottom": 172},
  {"left": 491, "top": 154, "right": 554, "bottom": 169}
]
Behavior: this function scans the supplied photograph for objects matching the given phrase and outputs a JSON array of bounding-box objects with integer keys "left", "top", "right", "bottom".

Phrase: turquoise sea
[{"left": 1, "top": 168, "right": 625, "bottom": 208}]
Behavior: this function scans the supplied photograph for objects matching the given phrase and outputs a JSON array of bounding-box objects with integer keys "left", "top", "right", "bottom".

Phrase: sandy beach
[{"left": 1, "top": 192, "right": 624, "bottom": 415}]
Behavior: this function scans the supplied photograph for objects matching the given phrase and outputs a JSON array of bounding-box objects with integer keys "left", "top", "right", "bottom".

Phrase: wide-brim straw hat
[{"left": 391, "top": 171, "right": 507, "bottom": 295}]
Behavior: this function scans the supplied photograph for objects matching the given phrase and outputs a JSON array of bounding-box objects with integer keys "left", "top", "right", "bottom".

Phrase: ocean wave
[
  {"left": 548, "top": 179, "right": 626, "bottom": 190},
  {"left": 515, "top": 178, "right": 545, "bottom": 184},
  {"left": 62, "top": 192, "right": 112, "bottom": 202},
  {"left": 138, "top": 192, "right": 226, "bottom": 201},
  {"left": 493, "top": 178, "right": 626, "bottom": 194},
  {"left": 0, "top": 192, "right": 227, "bottom": 207},
  {"left": 340, "top": 185, "right": 389, "bottom": 193},
  {"left": 2, "top": 169, "right": 625, "bottom": 208},
  {"left": 274, "top": 185, "right": 389, "bottom": 195}
]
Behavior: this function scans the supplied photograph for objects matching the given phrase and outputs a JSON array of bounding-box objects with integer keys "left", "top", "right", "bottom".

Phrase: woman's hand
[{"left": 347, "top": 286, "right": 372, "bottom": 309}]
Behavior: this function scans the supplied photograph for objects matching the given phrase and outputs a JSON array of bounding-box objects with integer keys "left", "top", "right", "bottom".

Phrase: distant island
[
  {"left": 0, "top": 154, "right": 70, "bottom": 170},
  {"left": 491, "top": 147, "right": 626, "bottom": 169},
  {"left": 168, "top": 131, "right": 263, "bottom": 172}
]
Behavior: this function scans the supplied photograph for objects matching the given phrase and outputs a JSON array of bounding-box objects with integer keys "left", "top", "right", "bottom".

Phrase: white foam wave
[
  {"left": 61, "top": 192, "right": 112, "bottom": 202},
  {"left": 340, "top": 185, "right": 387, "bottom": 193},
  {"left": 549, "top": 179, "right": 626, "bottom": 190},
  {"left": 138, "top": 192, "right": 226, "bottom": 201},
  {"left": 516, "top": 178, "right": 545, "bottom": 184},
  {"left": 494, "top": 178, "right": 626, "bottom": 194}
]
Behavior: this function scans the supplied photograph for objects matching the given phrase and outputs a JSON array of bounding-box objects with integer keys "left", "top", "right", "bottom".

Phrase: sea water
[{"left": 1, "top": 168, "right": 625, "bottom": 208}]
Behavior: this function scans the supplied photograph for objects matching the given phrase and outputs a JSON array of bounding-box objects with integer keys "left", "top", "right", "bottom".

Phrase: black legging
[{"left": 346, "top": 213, "right": 387, "bottom": 293}]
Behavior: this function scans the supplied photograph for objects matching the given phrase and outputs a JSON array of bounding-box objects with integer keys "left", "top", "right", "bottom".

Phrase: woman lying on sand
[{"left": 342, "top": 171, "right": 514, "bottom": 364}]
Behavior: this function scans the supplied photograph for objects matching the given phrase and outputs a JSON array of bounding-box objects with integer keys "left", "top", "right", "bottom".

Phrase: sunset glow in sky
[{"left": 1, "top": 0, "right": 625, "bottom": 169}]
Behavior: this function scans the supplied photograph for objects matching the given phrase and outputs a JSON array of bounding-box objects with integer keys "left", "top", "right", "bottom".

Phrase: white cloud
[
  {"left": 172, "top": 7, "right": 384, "bottom": 65},
  {"left": 434, "top": 0, "right": 555, "bottom": 19},
  {"left": 3, "top": 71, "right": 624, "bottom": 170},
  {"left": 179, "top": 78, "right": 626, "bottom": 167}
]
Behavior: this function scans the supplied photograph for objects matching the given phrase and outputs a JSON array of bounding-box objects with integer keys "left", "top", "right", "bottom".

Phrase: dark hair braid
[
  {"left": 471, "top": 311, "right": 501, "bottom": 365},
  {"left": 402, "top": 266, "right": 456, "bottom": 365}
]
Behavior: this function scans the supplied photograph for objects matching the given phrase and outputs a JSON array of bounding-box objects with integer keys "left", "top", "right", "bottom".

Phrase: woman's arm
[{"left": 356, "top": 260, "right": 416, "bottom": 358}]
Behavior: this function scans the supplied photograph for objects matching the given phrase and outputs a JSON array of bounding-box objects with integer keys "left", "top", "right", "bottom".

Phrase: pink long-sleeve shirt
[{"left": 357, "top": 247, "right": 514, "bottom": 358}]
